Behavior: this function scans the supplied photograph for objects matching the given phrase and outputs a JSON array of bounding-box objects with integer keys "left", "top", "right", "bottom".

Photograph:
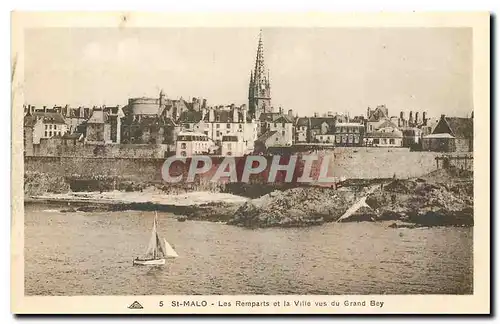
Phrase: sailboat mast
[{"left": 153, "top": 212, "right": 158, "bottom": 259}]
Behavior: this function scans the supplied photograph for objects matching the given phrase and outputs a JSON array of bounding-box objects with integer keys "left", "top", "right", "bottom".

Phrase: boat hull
[{"left": 133, "top": 258, "right": 166, "bottom": 266}]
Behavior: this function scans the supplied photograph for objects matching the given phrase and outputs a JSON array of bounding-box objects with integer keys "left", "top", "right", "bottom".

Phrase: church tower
[{"left": 248, "top": 30, "right": 271, "bottom": 120}]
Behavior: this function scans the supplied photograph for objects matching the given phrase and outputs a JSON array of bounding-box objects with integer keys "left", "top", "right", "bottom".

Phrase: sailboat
[{"left": 133, "top": 211, "right": 179, "bottom": 266}]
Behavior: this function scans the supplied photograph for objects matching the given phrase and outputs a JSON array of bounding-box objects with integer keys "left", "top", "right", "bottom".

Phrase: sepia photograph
[{"left": 11, "top": 12, "right": 490, "bottom": 314}]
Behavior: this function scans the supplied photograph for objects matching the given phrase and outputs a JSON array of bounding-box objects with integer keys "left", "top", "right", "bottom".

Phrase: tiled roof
[
  {"left": 295, "top": 117, "right": 335, "bottom": 128},
  {"left": 444, "top": 117, "right": 473, "bottom": 139},
  {"left": 179, "top": 110, "right": 203, "bottom": 123},
  {"left": 377, "top": 120, "right": 398, "bottom": 129},
  {"left": 256, "top": 130, "right": 278, "bottom": 143},
  {"left": 202, "top": 109, "right": 245, "bottom": 123},
  {"left": 87, "top": 109, "right": 109, "bottom": 124},
  {"left": 24, "top": 111, "right": 66, "bottom": 126},
  {"left": 259, "top": 112, "right": 294, "bottom": 123},
  {"left": 365, "top": 131, "right": 403, "bottom": 138}
]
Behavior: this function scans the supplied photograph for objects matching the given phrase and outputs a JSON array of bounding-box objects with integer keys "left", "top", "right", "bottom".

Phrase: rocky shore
[{"left": 228, "top": 168, "right": 473, "bottom": 228}]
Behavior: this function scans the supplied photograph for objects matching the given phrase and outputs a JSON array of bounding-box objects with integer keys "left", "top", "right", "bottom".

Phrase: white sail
[
  {"left": 144, "top": 215, "right": 158, "bottom": 256},
  {"left": 163, "top": 238, "right": 179, "bottom": 258}
]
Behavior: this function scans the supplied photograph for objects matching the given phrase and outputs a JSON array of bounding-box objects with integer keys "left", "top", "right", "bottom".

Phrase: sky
[{"left": 24, "top": 27, "right": 472, "bottom": 118}]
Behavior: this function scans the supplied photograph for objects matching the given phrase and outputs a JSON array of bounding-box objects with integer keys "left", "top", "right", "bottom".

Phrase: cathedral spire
[
  {"left": 248, "top": 29, "right": 271, "bottom": 120},
  {"left": 253, "top": 29, "right": 266, "bottom": 84}
]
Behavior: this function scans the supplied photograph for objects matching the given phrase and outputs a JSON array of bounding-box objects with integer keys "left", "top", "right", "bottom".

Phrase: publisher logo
[{"left": 128, "top": 301, "right": 144, "bottom": 309}]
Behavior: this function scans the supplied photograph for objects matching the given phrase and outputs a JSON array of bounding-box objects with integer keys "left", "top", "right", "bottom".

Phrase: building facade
[
  {"left": 422, "top": 114, "right": 473, "bottom": 152},
  {"left": 175, "top": 131, "right": 215, "bottom": 157},
  {"left": 258, "top": 112, "right": 294, "bottom": 147},
  {"left": 221, "top": 135, "right": 246, "bottom": 157},
  {"left": 334, "top": 122, "right": 365, "bottom": 146}
]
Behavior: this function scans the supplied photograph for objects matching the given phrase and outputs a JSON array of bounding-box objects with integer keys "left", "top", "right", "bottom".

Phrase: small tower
[{"left": 248, "top": 29, "right": 272, "bottom": 121}]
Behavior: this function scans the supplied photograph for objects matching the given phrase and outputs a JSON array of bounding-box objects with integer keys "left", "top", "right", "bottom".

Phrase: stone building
[
  {"left": 23, "top": 110, "right": 68, "bottom": 155},
  {"left": 176, "top": 131, "right": 215, "bottom": 157},
  {"left": 298, "top": 116, "right": 336, "bottom": 143},
  {"left": 221, "top": 134, "right": 246, "bottom": 157},
  {"left": 366, "top": 105, "right": 390, "bottom": 132},
  {"left": 83, "top": 108, "right": 112, "bottom": 144},
  {"left": 258, "top": 110, "right": 294, "bottom": 147},
  {"left": 422, "top": 114, "right": 473, "bottom": 152},
  {"left": 120, "top": 90, "right": 188, "bottom": 151},
  {"left": 333, "top": 122, "right": 365, "bottom": 146},
  {"left": 186, "top": 104, "right": 258, "bottom": 154}
]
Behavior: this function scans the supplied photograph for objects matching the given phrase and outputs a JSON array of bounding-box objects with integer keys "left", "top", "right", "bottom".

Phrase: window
[
  {"left": 342, "top": 135, "right": 347, "bottom": 143},
  {"left": 44, "top": 131, "right": 48, "bottom": 137},
  {"left": 54, "top": 125, "right": 58, "bottom": 130},
  {"left": 282, "top": 130, "right": 285, "bottom": 136},
  {"left": 389, "top": 139, "right": 395, "bottom": 145},
  {"left": 216, "top": 131, "right": 220, "bottom": 137},
  {"left": 181, "top": 151, "right": 186, "bottom": 157},
  {"left": 45, "top": 125, "right": 48, "bottom": 129},
  {"left": 49, "top": 131, "right": 52, "bottom": 137},
  {"left": 274, "top": 123, "right": 277, "bottom": 128},
  {"left": 335, "top": 135, "right": 340, "bottom": 143},
  {"left": 226, "top": 123, "right": 231, "bottom": 129},
  {"left": 49, "top": 125, "right": 53, "bottom": 130},
  {"left": 239, "top": 124, "right": 242, "bottom": 129},
  {"left": 216, "top": 124, "right": 220, "bottom": 129},
  {"left": 282, "top": 122, "right": 285, "bottom": 127},
  {"left": 204, "top": 131, "right": 209, "bottom": 136},
  {"left": 348, "top": 134, "right": 353, "bottom": 143},
  {"left": 354, "top": 127, "right": 359, "bottom": 133},
  {"left": 354, "top": 135, "right": 359, "bottom": 144},
  {"left": 181, "top": 143, "right": 186, "bottom": 149}
]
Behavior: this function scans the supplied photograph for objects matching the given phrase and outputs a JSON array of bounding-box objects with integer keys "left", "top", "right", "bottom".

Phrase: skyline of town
[{"left": 24, "top": 27, "right": 472, "bottom": 118}]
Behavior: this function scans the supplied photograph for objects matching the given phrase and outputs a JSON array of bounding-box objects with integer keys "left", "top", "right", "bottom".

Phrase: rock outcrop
[
  {"left": 228, "top": 187, "right": 358, "bottom": 228},
  {"left": 228, "top": 168, "right": 473, "bottom": 228}
]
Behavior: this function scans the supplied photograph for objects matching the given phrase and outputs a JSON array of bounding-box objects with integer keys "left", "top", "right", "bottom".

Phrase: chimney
[
  {"left": 288, "top": 109, "right": 293, "bottom": 118},
  {"left": 470, "top": 111, "right": 474, "bottom": 119},
  {"left": 209, "top": 108, "right": 215, "bottom": 122},
  {"left": 415, "top": 112, "right": 419, "bottom": 124},
  {"left": 313, "top": 112, "right": 319, "bottom": 118},
  {"left": 367, "top": 107, "right": 371, "bottom": 118},
  {"left": 327, "top": 111, "right": 333, "bottom": 117},
  {"left": 201, "top": 106, "right": 207, "bottom": 121},
  {"left": 400, "top": 111, "right": 404, "bottom": 120},
  {"left": 422, "top": 112, "right": 427, "bottom": 126},
  {"left": 43, "top": 106, "right": 47, "bottom": 112},
  {"left": 243, "top": 106, "right": 247, "bottom": 122},
  {"left": 279, "top": 107, "right": 283, "bottom": 114},
  {"left": 409, "top": 111, "right": 413, "bottom": 124},
  {"left": 233, "top": 107, "right": 238, "bottom": 123},
  {"left": 202, "top": 99, "right": 207, "bottom": 109}
]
